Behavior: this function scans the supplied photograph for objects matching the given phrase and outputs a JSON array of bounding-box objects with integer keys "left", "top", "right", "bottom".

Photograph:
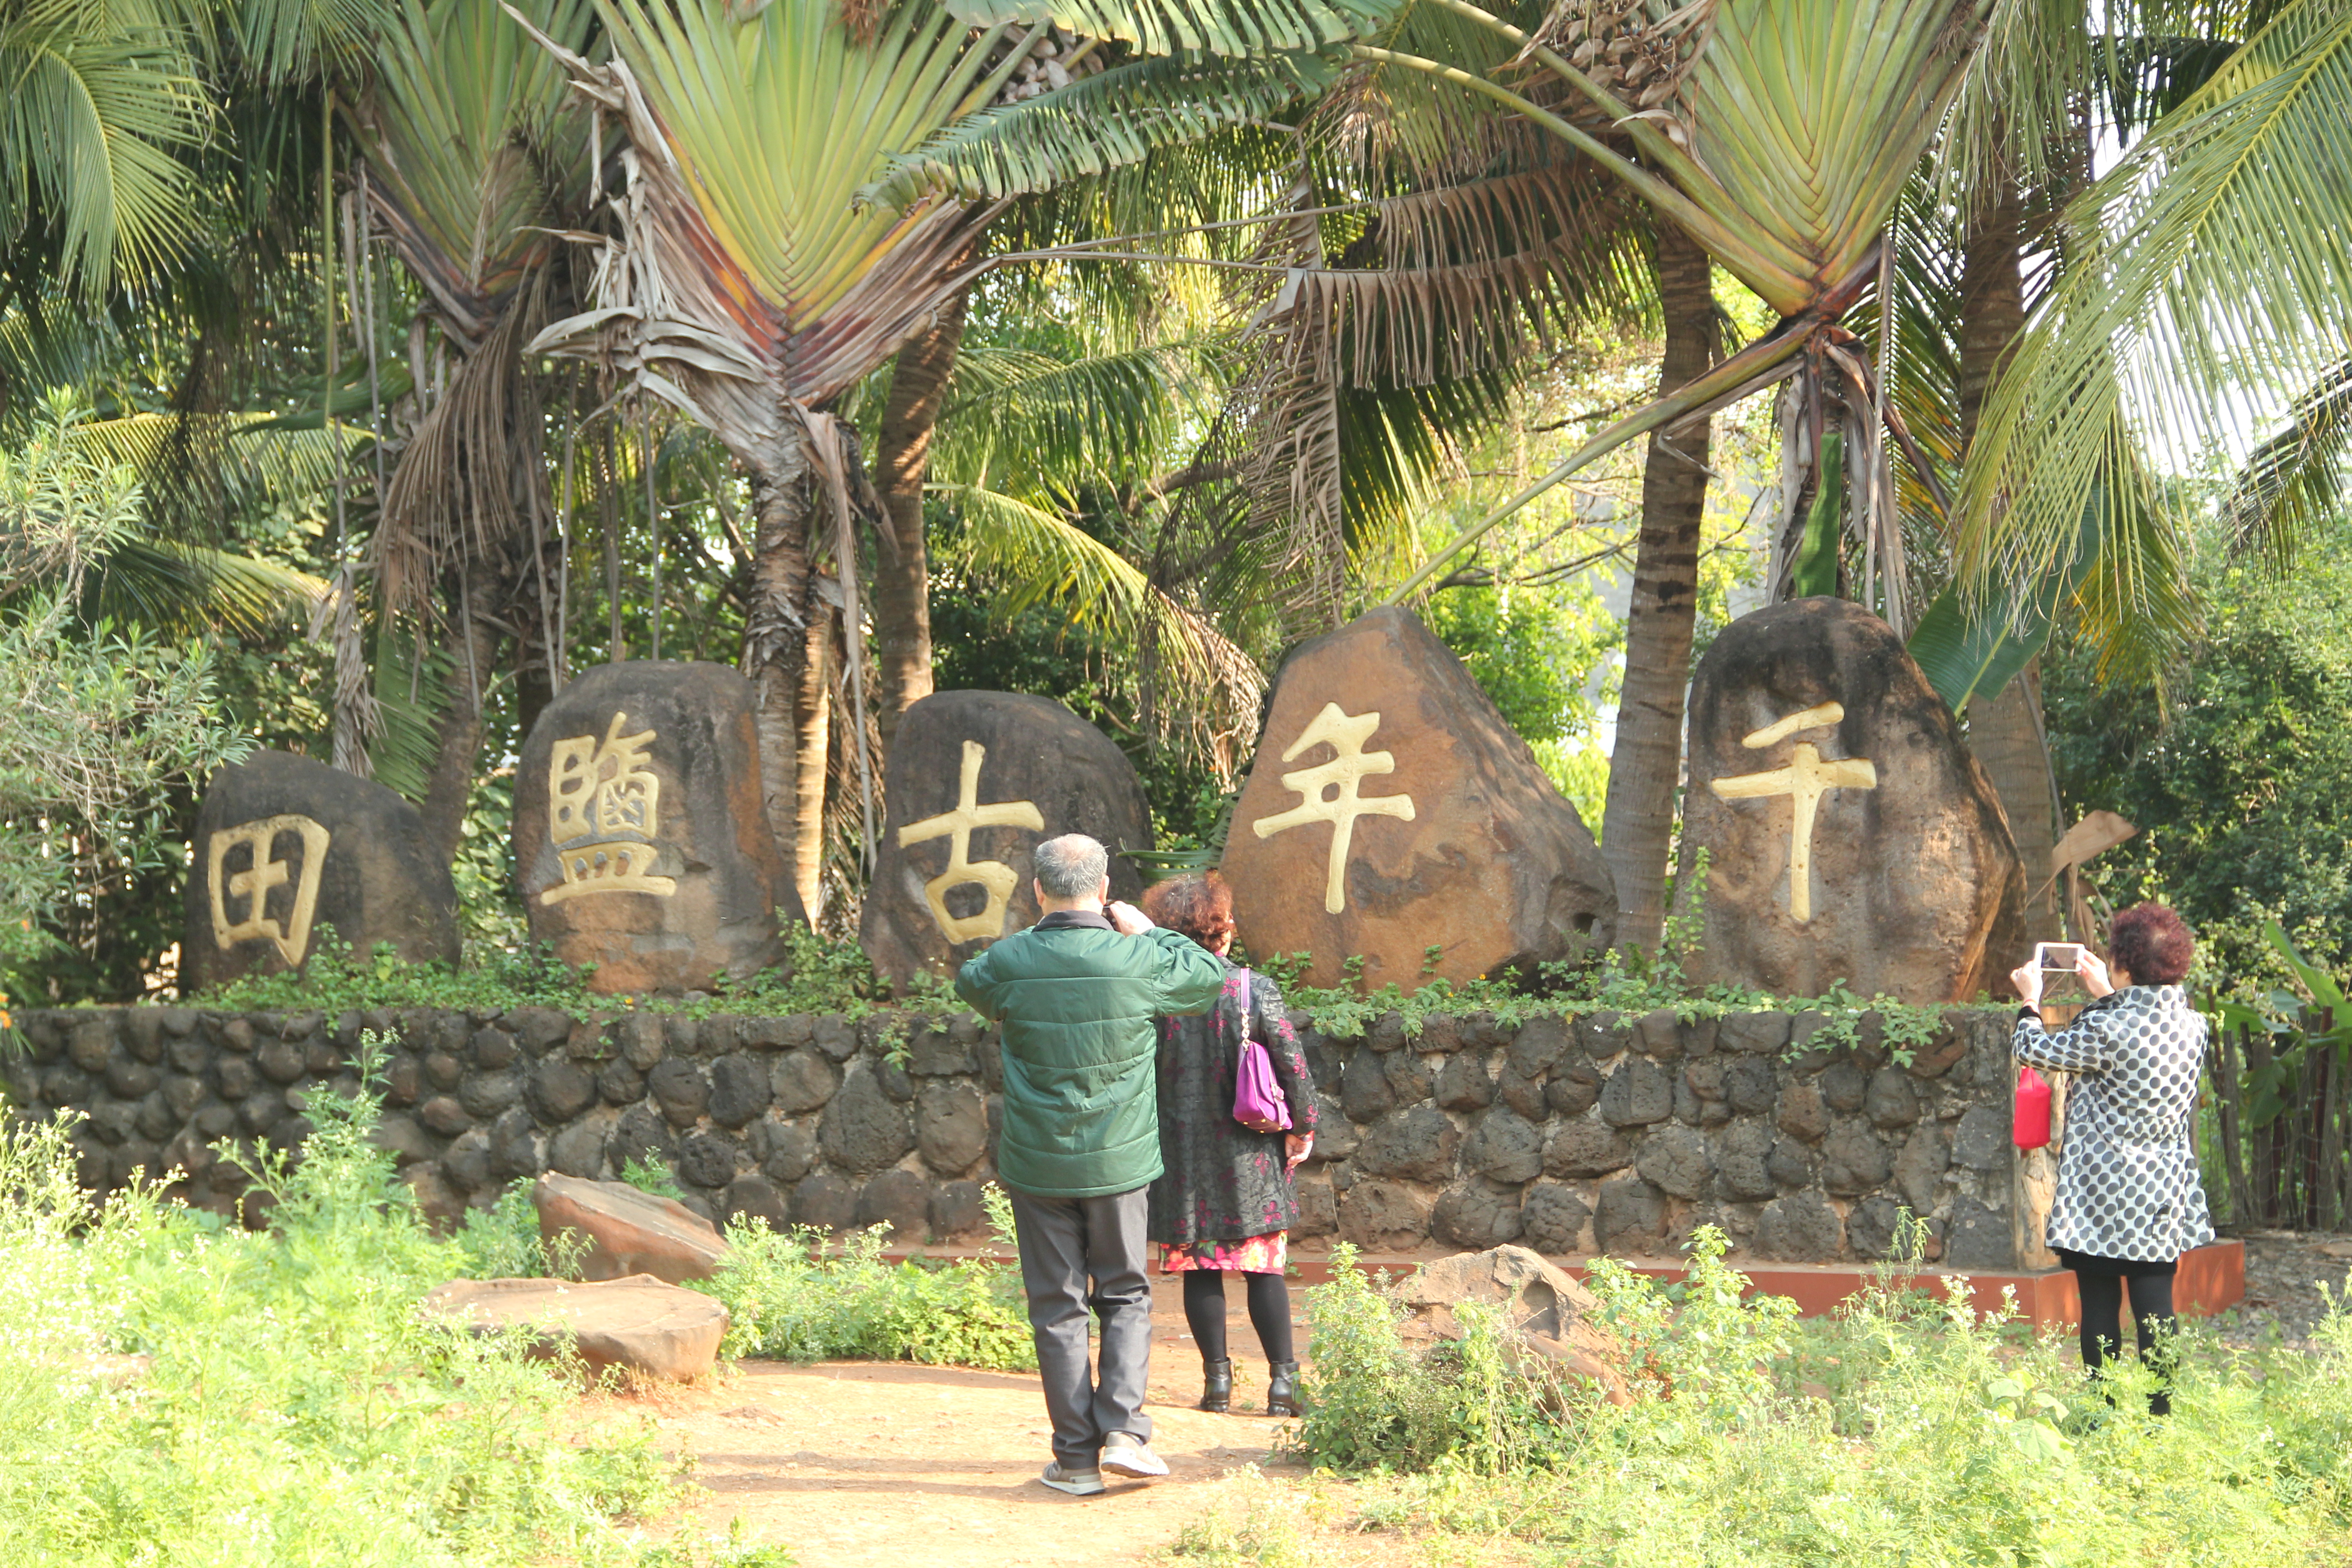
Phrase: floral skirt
[{"left": 1159, "top": 1231, "right": 1286, "bottom": 1274}]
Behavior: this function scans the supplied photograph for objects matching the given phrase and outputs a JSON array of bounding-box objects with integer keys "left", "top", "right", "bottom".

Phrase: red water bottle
[{"left": 2014, "top": 1066, "right": 2052, "bottom": 1150}]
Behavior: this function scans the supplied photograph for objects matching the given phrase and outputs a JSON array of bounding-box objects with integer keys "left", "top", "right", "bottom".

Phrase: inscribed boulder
[
  {"left": 181, "top": 750, "right": 457, "bottom": 990},
  {"left": 1676, "top": 599, "right": 2023, "bottom": 1003},
  {"left": 514, "top": 662, "right": 789, "bottom": 995},
  {"left": 859, "top": 691, "right": 1152, "bottom": 985},
  {"left": 1219, "top": 607, "right": 1616, "bottom": 990}
]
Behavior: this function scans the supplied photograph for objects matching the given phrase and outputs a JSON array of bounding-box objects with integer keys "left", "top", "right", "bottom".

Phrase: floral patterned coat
[{"left": 1147, "top": 962, "right": 1319, "bottom": 1247}]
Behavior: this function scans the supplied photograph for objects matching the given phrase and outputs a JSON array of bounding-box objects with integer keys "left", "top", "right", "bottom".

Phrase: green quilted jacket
[{"left": 956, "top": 911, "right": 1226, "bottom": 1198}]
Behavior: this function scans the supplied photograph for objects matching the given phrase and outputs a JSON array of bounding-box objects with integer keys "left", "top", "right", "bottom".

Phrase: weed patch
[
  {"left": 0, "top": 1064, "right": 678, "bottom": 1564},
  {"left": 1289, "top": 1231, "right": 2352, "bottom": 1565},
  {"left": 688, "top": 1186, "right": 1033, "bottom": 1371}
]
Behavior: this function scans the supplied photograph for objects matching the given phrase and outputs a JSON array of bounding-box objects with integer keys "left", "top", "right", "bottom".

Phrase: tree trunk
[
  {"left": 872, "top": 291, "right": 968, "bottom": 756},
  {"left": 418, "top": 597, "right": 505, "bottom": 869},
  {"left": 745, "top": 447, "right": 819, "bottom": 928},
  {"left": 1602, "top": 223, "right": 1720, "bottom": 951},
  {"left": 1957, "top": 153, "right": 2061, "bottom": 935},
  {"left": 794, "top": 609, "right": 834, "bottom": 923}
]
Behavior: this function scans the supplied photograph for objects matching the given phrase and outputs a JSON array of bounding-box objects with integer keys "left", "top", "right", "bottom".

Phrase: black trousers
[{"left": 2063, "top": 1249, "right": 2178, "bottom": 1416}]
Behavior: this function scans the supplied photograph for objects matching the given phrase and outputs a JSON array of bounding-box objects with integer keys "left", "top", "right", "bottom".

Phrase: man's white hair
[{"left": 1033, "top": 833, "right": 1109, "bottom": 899}]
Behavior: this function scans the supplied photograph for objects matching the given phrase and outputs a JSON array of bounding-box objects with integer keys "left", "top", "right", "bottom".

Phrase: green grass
[
  {"left": 1285, "top": 1233, "right": 2352, "bottom": 1565},
  {"left": 0, "top": 1067, "right": 691, "bottom": 1565},
  {"left": 181, "top": 925, "right": 958, "bottom": 1022},
  {"left": 691, "top": 1186, "right": 1035, "bottom": 1371}
]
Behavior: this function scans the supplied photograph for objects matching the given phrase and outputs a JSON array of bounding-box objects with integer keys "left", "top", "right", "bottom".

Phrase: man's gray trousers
[{"left": 1007, "top": 1186, "right": 1154, "bottom": 1470}]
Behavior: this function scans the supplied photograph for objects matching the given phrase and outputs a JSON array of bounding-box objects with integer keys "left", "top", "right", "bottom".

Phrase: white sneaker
[
  {"left": 1038, "top": 1461, "right": 1104, "bottom": 1496},
  {"left": 1099, "top": 1431, "right": 1168, "bottom": 1479}
]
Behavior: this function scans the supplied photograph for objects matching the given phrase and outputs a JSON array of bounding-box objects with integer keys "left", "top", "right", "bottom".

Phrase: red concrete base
[
  {"left": 883, "top": 1238, "right": 2245, "bottom": 1329},
  {"left": 1281, "top": 1239, "right": 2246, "bottom": 1327}
]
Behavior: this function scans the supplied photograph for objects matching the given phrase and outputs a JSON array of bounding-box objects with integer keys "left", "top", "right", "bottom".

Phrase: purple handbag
[{"left": 1229, "top": 971, "right": 1293, "bottom": 1133}]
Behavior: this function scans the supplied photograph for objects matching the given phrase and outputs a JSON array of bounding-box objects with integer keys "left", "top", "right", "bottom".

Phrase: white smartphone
[{"left": 2034, "top": 941, "right": 2085, "bottom": 973}]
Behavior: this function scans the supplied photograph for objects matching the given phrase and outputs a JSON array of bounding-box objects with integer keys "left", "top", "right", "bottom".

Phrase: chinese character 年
[{"left": 1250, "top": 702, "right": 1417, "bottom": 914}]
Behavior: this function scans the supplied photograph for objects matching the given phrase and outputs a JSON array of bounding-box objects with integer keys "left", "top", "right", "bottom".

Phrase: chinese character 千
[{"left": 1708, "top": 700, "right": 1876, "bottom": 923}]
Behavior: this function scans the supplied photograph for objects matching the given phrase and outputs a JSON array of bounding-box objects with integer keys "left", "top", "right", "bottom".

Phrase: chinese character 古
[{"left": 897, "top": 740, "right": 1046, "bottom": 943}]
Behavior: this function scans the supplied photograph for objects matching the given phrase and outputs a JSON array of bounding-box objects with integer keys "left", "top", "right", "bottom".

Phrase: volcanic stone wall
[{"left": 4, "top": 1002, "right": 2022, "bottom": 1266}]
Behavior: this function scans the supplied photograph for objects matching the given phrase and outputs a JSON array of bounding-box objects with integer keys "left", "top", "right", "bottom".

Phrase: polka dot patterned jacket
[{"left": 2014, "top": 985, "right": 2216, "bottom": 1262}]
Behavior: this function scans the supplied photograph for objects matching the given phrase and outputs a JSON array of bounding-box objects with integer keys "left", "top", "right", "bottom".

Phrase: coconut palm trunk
[
  {"left": 1603, "top": 223, "right": 1719, "bottom": 951},
  {"left": 1956, "top": 152, "right": 2058, "bottom": 931},
  {"left": 418, "top": 598, "right": 507, "bottom": 864},
  {"left": 744, "top": 456, "right": 824, "bottom": 922},
  {"left": 872, "top": 291, "right": 968, "bottom": 754}
]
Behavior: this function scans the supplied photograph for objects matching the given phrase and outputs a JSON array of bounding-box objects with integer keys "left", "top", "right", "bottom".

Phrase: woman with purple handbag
[{"left": 1141, "top": 872, "right": 1318, "bottom": 1417}]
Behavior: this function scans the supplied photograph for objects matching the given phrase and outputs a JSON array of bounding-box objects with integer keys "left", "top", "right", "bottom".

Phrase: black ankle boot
[
  {"left": 1199, "top": 1357, "right": 1233, "bottom": 1413},
  {"left": 1265, "top": 1361, "right": 1300, "bottom": 1417}
]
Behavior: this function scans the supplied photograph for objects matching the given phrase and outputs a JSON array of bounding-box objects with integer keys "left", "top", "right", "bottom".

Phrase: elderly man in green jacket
[{"left": 957, "top": 833, "right": 1226, "bottom": 1496}]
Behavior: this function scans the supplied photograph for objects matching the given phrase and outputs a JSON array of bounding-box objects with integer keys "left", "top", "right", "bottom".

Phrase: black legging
[
  {"left": 2075, "top": 1269, "right": 2177, "bottom": 1415},
  {"left": 1181, "top": 1269, "right": 1294, "bottom": 1364}
]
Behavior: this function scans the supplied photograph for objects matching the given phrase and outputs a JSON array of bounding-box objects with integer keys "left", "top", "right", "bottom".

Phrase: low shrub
[
  {"left": 690, "top": 1187, "right": 1034, "bottom": 1371},
  {"left": 0, "top": 1058, "right": 677, "bottom": 1565},
  {"left": 1289, "top": 1230, "right": 2352, "bottom": 1565}
]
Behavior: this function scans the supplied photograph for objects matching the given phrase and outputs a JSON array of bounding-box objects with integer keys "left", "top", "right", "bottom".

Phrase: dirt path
[{"left": 591, "top": 1298, "right": 1406, "bottom": 1568}]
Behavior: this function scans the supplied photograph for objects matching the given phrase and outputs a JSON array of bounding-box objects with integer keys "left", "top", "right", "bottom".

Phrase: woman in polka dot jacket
[{"left": 2010, "top": 903, "right": 2213, "bottom": 1415}]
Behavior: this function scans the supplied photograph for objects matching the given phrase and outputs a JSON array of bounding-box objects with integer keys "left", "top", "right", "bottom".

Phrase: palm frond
[
  {"left": 933, "top": 335, "right": 1221, "bottom": 494},
  {"left": 946, "top": 0, "right": 1396, "bottom": 57},
  {"left": 0, "top": 0, "right": 206, "bottom": 293},
  {"left": 364, "top": 620, "right": 454, "bottom": 803},
  {"left": 2223, "top": 354, "right": 2352, "bottom": 563},
  {"left": 84, "top": 538, "right": 328, "bottom": 639},
  {"left": 868, "top": 49, "right": 1347, "bottom": 206},
  {"left": 354, "top": 0, "right": 596, "bottom": 338},
  {"left": 217, "top": 0, "right": 396, "bottom": 82},
  {"left": 67, "top": 410, "right": 361, "bottom": 513},
  {"left": 938, "top": 479, "right": 1267, "bottom": 722},
  {"left": 1956, "top": 0, "right": 2352, "bottom": 627}
]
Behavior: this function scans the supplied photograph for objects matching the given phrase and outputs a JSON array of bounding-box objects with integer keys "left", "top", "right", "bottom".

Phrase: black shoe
[
  {"left": 1265, "top": 1360, "right": 1300, "bottom": 1417},
  {"left": 1199, "top": 1357, "right": 1233, "bottom": 1413}
]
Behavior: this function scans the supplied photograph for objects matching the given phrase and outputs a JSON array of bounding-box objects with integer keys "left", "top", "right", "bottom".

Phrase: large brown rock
[
  {"left": 1220, "top": 607, "right": 1617, "bottom": 990},
  {"left": 534, "top": 1173, "right": 732, "bottom": 1283},
  {"left": 421, "top": 1275, "right": 726, "bottom": 1381},
  {"left": 514, "top": 662, "right": 792, "bottom": 995},
  {"left": 1395, "top": 1245, "right": 1630, "bottom": 1406},
  {"left": 182, "top": 750, "right": 458, "bottom": 990},
  {"left": 1676, "top": 599, "right": 2024, "bottom": 1004},
  {"left": 860, "top": 691, "right": 1152, "bottom": 986}
]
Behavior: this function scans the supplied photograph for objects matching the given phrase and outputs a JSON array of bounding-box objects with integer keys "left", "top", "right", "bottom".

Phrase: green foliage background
[{"left": 2046, "top": 515, "right": 2352, "bottom": 993}]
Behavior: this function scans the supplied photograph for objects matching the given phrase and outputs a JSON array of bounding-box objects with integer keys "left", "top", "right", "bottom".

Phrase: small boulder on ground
[
  {"left": 1394, "top": 1244, "right": 1630, "bottom": 1405},
  {"left": 422, "top": 1274, "right": 727, "bottom": 1381},
  {"left": 533, "top": 1173, "right": 732, "bottom": 1284}
]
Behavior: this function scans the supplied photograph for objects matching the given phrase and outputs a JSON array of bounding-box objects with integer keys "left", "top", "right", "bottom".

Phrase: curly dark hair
[
  {"left": 2109, "top": 902, "right": 2194, "bottom": 986},
  {"left": 1140, "top": 871, "right": 1235, "bottom": 951}
]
